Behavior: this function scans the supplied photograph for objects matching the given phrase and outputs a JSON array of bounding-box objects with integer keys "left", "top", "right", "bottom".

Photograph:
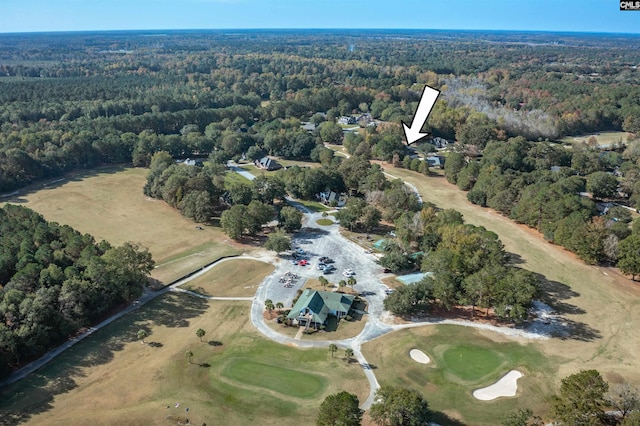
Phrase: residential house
[
  {"left": 183, "top": 158, "right": 203, "bottom": 166},
  {"left": 318, "top": 190, "right": 347, "bottom": 207},
  {"left": 287, "top": 290, "right": 355, "bottom": 329},
  {"left": 255, "top": 156, "right": 282, "bottom": 171},
  {"left": 431, "top": 137, "right": 449, "bottom": 148},
  {"left": 301, "top": 122, "right": 316, "bottom": 132},
  {"left": 338, "top": 116, "right": 356, "bottom": 125},
  {"left": 425, "top": 155, "right": 445, "bottom": 169}
]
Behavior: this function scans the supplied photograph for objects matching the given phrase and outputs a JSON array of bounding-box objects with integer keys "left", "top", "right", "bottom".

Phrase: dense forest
[
  {"left": 1, "top": 30, "right": 640, "bottom": 193},
  {"left": 0, "top": 205, "right": 154, "bottom": 379}
]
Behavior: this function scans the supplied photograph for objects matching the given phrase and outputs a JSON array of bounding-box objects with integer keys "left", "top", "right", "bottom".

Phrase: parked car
[
  {"left": 298, "top": 259, "right": 308, "bottom": 266},
  {"left": 291, "top": 259, "right": 298, "bottom": 265},
  {"left": 343, "top": 269, "right": 355, "bottom": 277},
  {"left": 296, "top": 248, "right": 306, "bottom": 255},
  {"left": 317, "top": 263, "right": 326, "bottom": 270}
]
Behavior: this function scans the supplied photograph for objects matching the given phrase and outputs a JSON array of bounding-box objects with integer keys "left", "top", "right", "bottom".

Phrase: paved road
[
  {"left": 249, "top": 208, "right": 399, "bottom": 407},
  {"left": 227, "top": 161, "right": 256, "bottom": 181}
]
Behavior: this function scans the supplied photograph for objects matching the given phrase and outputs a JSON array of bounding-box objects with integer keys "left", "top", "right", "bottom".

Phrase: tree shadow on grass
[
  {"left": 207, "top": 340, "right": 223, "bottom": 347},
  {"left": 136, "top": 292, "right": 209, "bottom": 329},
  {"left": 431, "top": 411, "right": 466, "bottom": 426},
  {"left": 506, "top": 252, "right": 526, "bottom": 265},
  {"left": 0, "top": 292, "right": 208, "bottom": 425},
  {"left": 528, "top": 272, "right": 600, "bottom": 342},
  {"left": 3, "top": 165, "right": 129, "bottom": 203}
]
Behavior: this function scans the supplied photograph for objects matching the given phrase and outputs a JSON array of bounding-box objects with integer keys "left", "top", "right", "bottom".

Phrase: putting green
[
  {"left": 316, "top": 218, "right": 334, "bottom": 226},
  {"left": 442, "top": 345, "right": 503, "bottom": 382},
  {"left": 222, "top": 359, "right": 327, "bottom": 399}
]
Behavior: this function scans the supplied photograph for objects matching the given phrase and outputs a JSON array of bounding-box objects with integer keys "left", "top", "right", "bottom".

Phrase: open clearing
[
  {"left": 0, "top": 293, "right": 368, "bottom": 426},
  {"left": 362, "top": 325, "right": 554, "bottom": 425},
  {"left": 557, "top": 130, "right": 630, "bottom": 147},
  {"left": 181, "top": 259, "right": 274, "bottom": 297},
  {"left": 0, "top": 167, "right": 242, "bottom": 285},
  {"left": 442, "top": 345, "right": 503, "bottom": 383},
  {"left": 384, "top": 166, "right": 640, "bottom": 384}
]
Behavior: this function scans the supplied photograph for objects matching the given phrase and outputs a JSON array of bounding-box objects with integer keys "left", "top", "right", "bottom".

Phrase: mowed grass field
[
  {"left": 0, "top": 167, "right": 242, "bottom": 285},
  {"left": 362, "top": 325, "right": 555, "bottom": 425},
  {"left": 557, "top": 130, "right": 630, "bottom": 146},
  {"left": 385, "top": 166, "right": 640, "bottom": 384},
  {"left": 181, "top": 258, "right": 274, "bottom": 297},
  {"left": 0, "top": 293, "right": 369, "bottom": 426}
]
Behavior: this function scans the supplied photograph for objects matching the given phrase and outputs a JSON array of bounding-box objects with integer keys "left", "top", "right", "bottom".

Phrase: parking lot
[{"left": 262, "top": 213, "right": 391, "bottom": 318}]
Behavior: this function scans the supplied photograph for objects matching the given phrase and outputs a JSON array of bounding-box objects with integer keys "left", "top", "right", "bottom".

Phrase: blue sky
[{"left": 1, "top": 0, "right": 638, "bottom": 34}]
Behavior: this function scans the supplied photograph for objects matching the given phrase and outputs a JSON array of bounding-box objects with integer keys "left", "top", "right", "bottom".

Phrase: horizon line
[{"left": 1, "top": 27, "right": 640, "bottom": 36}]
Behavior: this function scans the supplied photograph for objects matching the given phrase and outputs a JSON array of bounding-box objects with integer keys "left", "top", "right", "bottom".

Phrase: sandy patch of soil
[
  {"left": 409, "top": 349, "right": 430, "bottom": 364},
  {"left": 472, "top": 370, "right": 523, "bottom": 401}
]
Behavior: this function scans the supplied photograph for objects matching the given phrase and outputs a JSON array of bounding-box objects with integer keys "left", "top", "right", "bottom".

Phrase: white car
[{"left": 343, "top": 269, "right": 355, "bottom": 277}]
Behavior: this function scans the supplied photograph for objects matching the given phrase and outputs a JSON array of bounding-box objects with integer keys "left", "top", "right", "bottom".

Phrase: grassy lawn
[
  {"left": 151, "top": 243, "right": 242, "bottom": 285},
  {"left": 382, "top": 166, "right": 640, "bottom": 386},
  {"left": 222, "top": 359, "right": 327, "bottom": 398},
  {"left": 362, "top": 325, "right": 556, "bottom": 425},
  {"left": 381, "top": 276, "right": 404, "bottom": 290},
  {"left": 325, "top": 143, "right": 349, "bottom": 157},
  {"left": 224, "top": 170, "right": 252, "bottom": 185},
  {"left": 0, "top": 294, "right": 368, "bottom": 426},
  {"left": 239, "top": 163, "right": 261, "bottom": 173},
  {"left": 265, "top": 312, "right": 368, "bottom": 342},
  {"left": 441, "top": 345, "right": 503, "bottom": 384},
  {"left": 557, "top": 130, "right": 630, "bottom": 147},
  {"left": 180, "top": 259, "right": 274, "bottom": 297},
  {"left": 278, "top": 159, "right": 322, "bottom": 169},
  {"left": 0, "top": 167, "right": 244, "bottom": 286},
  {"left": 316, "top": 218, "right": 334, "bottom": 226}
]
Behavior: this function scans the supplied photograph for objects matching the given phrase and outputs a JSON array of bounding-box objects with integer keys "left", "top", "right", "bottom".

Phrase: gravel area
[{"left": 263, "top": 212, "right": 390, "bottom": 312}]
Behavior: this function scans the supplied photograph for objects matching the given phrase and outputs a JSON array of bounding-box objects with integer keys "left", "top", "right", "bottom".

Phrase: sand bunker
[
  {"left": 473, "top": 370, "right": 523, "bottom": 401},
  {"left": 409, "top": 349, "right": 430, "bottom": 364}
]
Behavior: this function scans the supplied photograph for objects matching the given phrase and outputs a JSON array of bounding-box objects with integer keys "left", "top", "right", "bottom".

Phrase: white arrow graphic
[{"left": 401, "top": 85, "right": 440, "bottom": 145}]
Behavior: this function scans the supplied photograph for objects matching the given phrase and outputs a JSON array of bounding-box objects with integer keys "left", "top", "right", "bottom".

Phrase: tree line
[
  {"left": 2, "top": 30, "right": 639, "bottom": 195},
  {"left": 442, "top": 136, "right": 640, "bottom": 271},
  {"left": 0, "top": 204, "right": 154, "bottom": 379}
]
